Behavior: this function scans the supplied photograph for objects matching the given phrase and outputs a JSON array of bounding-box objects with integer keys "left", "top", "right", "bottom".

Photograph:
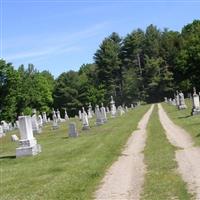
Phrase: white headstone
[
  {"left": 56, "top": 109, "right": 61, "bottom": 122},
  {"left": 11, "top": 134, "right": 19, "bottom": 142},
  {"left": 42, "top": 112, "right": 47, "bottom": 123},
  {"left": 16, "top": 116, "right": 41, "bottom": 157},
  {"left": 178, "top": 91, "right": 187, "bottom": 109},
  {"left": 31, "top": 114, "right": 42, "bottom": 133},
  {"left": 0, "top": 125, "right": 5, "bottom": 137},
  {"left": 87, "top": 103, "right": 93, "bottom": 119},
  {"left": 38, "top": 115, "right": 43, "bottom": 127},
  {"left": 52, "top": 110, "right": 59, "bottom": 129},
  {"left": 82, "top": 108, "right": 90, "bottom": 130},
  {"left": 100, "top": 103, "right": 107, "bottom": 123},
  {"left": 110, "top": 96, "right": 117, "bottom": 117},
  {"left": 64, "top": 109, "right": 69, "bottom": 120},
  {"left": 192, "top": 87, "right": 200, "bottom": 115},
  {"left": 79, "top": 110, "right": 82, "bottom": 121}
]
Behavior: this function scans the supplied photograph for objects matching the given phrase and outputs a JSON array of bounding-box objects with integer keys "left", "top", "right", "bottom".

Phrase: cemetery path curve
[
  {"left": 158, "top": 103, "right": 200, "bottom": 200},
  {"left": 95, "top": 105, "right": 154, "bottom": 200}
]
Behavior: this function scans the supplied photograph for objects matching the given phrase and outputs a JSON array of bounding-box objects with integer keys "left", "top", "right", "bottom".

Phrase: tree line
[{"left": 0, "top": 20, "right": 200, "bottom": 122}]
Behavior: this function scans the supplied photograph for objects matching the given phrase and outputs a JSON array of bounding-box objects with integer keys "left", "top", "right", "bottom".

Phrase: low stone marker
[
  {"left": 178, "top": 91, "right": 187, "bottom": 109},
  {"left": 11, "top": 134, "right": 19, "bottom": 142},
  {"left": 16, "top": 116, "right": 41, "bottom": 157},
  {"left": 68, "top": 122, "right": 78, "bottom": 137}
]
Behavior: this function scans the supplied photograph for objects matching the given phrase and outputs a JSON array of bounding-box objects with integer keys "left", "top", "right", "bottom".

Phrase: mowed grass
[
  {"left": 142, "top": 105, "right": 192, "bottom": 200},
  {"left": 162, "top": 99, "right": 200, "bottom": 146},
  {"left": 0, "top": 105, "right": 149, "bottom": 200}
]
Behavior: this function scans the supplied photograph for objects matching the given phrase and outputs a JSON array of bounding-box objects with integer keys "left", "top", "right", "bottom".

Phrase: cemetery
[{"left": 1, "top": 2, "right": 200, "bottom": 200}]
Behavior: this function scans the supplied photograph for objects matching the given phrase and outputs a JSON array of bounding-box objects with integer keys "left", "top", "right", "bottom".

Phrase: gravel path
[
  {"left": 158, "top": 103, "right": 200, "bottom": 200},
  {"left": 95, "top": 105, "right": 154, "bottom": 200}
]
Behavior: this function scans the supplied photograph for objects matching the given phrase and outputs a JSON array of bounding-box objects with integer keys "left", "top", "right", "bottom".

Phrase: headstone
[
  {"left": 95, "top": 105, "right": 104, "bottom": 125},
  {"left": 82, "top": 107, "right": 90, "bottom": 130},
  {"left": 68, "top": 122, "right": 78, "bottom": 137},
  {"left": 106, "top": 107, "right": 110, "bottom": 113},
  {"left": 191, "top": 87, "right": 200, "bottom": 115},
  {"left": 118, "top": 106, "right": 125, "bottom": 116},
  {"left": 87, "top": 103, "right": 93, "bottom": 119},
  {"left": 164, "top": 97, "right": 168, "bottom": 102},
  {"left": 56, "top": 109, "right": 61, "bottom": 122},
  {"left": 125, "top": 106, "right": 128, "bottom": 112},
  {"left": 52, "top": 109, "right": 59, "bottom": 129},
  {"left": 110, "top": 96, "right": 117, "bottom": 117},
  {"left": 79, "top": 110, "right": 82, "bottom": 121},
  {"left": 16, "top": 116, "right": 41, "bottom": 157},
  {"left": 64, "top": 109, "right": 69, "bottom": 120},
  {"left": 178, "top": 91, "right": 187, "bottom": 109},
  {"left": 131, "top": 104, "right": 134, "bottom": 109},
  {"left": 42, "top": 112, "right": 47, "bottom": 124},
  {"left": 0, "top": 125, "right": 5, "bottom": 137},
  {"left": 1, "top": 121, "right": 9, "bottom": 132},
  {"left": 38, "top": 115, "right": 43, "bottom": 127},
  {"left": 175, "top": 91, "right": 180, "bottom": 107},
  {"left": 100, "top": 103, "right": 107, "bottom": 123},
  {"left": 11, "top": 134, "right": 19, "bottom": 142},
  {"left": 31, "top": 111, "right": 42, "bottom": 134}
]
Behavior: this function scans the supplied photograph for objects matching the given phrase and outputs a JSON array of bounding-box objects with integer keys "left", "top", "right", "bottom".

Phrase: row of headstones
[
  {"left": 13, "top": 96, "right": 138, "bottom": 157},
  {"left": 164, "top": 87, "right": 200, "bottom": 115},
  {"left": 68, "top": 96, "right": 133, "bottom": 137}
]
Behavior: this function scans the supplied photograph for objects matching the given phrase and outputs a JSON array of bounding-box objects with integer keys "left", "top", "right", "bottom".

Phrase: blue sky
[{"left": 1, "top": 0, "right": 200, "bottom": 77}]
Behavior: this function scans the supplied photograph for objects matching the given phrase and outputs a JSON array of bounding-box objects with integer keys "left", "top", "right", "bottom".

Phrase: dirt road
[
  {"left": 158, "top": 103, "right": 200, "bottom": 199},
  {"left": 95, "top": 105, "right": 154, "bottom": 200}
]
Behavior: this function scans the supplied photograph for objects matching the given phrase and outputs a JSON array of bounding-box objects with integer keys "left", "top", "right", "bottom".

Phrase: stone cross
[
  {"left": 68, "top": 122, "right": 78, "bottom": 137},
  {"left": 16, "top": 116, "right": 41, "bottom": 157}
]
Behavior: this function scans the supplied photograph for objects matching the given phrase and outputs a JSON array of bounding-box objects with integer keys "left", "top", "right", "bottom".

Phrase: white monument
[
  {"left": 191, "top": 87, "right": 200, "bottom": 115},
  {"left": 56, "top": 109, "right": 61, "bottom": 122},
  {"left": 42, "top": 112, "right": 47, "bottom": 124},
  {"left": 64, "top": 109, "right": 69, "bottom": 120},
  {"left": 16, "top": 116, "right": 41, "bottom": 157},
  {"left": 110, "top": 96, "right": 117, "bottom": 117},
  {"left": 11, "top": 134, "right": 19, "bottom": 142},
  {"left": 100, "top": 103, "right": 107, "bottom": 123},
  {"left": 52, "top": 109, "right": 59, "bottom": 129},
  {"left": 178, "top": 91, "right": 187, "bottom": 109},
  {"left": 0, "top": 125, "right": 5, "bottom": 137},
  {"left": 87, "top": 103, "right": 93, "bottom": 119},
  {"left": 82, "top": 107, "right": 90, "bottom": 130},
  {"left": 31, "top": 111, "right": 42, "bottom": 134}
]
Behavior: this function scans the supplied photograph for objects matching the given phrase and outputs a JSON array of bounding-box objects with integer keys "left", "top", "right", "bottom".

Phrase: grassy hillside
[
  {"left": 162, "top": 99, "right": 200, "bottom": 146},
  {"left": 0, "top": 105, "right": 149, "bottom": 200}
]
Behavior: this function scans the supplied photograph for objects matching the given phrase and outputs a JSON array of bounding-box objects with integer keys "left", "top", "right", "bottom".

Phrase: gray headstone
[{"left": 68, "top": 122, "right": 78, "bottom": 137}]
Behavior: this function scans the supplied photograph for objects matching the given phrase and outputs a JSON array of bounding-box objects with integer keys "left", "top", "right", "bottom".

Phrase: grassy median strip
[
  {"left": 162, "top": 100, "right": 200, "bottom": 146},
  {"left": 0, "top": 105, "right": 149, "bottom": 200},
  {"left": 142, "top": 105, "right": 192, "bottom": 200}
]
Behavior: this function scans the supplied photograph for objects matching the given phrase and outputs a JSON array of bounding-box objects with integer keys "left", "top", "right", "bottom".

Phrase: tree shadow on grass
[
  {"left": 196, "top": 133, "right": 200, "bottom": 137},
  {"left": 0, "top": 155, "right": 16, "bottom": 159},
  {"left": 178, "top": 115, "right": 191, "bottom": 119}
]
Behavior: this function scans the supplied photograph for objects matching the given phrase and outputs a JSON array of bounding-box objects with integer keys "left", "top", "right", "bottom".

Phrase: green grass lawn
[
  {"left": 162, "top": 99, "right": 200, "bottom": 146},
  {"left": 142, "top": 105, "right": 192, "bottom": 200},
  {"left": 0, "top": 105, "right": 149, "bottom": 200}
]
